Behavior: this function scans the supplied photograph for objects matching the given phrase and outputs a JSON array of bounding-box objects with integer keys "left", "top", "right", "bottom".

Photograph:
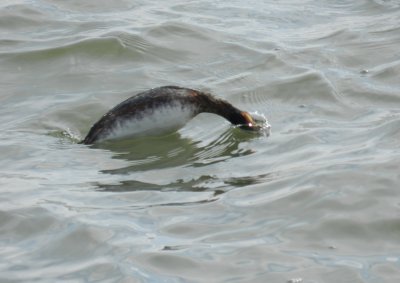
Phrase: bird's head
[{"left": 240, "top": 111, "right": 256, "bottom": 127}]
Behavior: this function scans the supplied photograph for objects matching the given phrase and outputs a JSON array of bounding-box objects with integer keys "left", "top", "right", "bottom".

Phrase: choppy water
[{"left": 1, "top": 1, "right": 400, "bottom": 282}]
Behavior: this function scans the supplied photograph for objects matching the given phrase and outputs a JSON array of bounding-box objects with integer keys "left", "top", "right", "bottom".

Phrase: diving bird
[{"left": 81, "top": 86, "right": 260, "bottom": 144}]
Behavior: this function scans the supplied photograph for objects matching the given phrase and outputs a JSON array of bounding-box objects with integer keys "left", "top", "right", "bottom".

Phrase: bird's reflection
[{"left": 94, "top": 127, "right": 261, "bottom": 192}]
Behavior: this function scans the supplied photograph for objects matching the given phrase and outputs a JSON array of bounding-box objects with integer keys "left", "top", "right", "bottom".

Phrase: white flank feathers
[{"left": 104, "top": 102, "right": 196, "bottom": 141}]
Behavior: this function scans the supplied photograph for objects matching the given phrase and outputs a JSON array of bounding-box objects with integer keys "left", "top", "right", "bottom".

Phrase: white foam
[
  {"left": 249, "top": 111, "right": 271, "bottom": 137},
  {"left": 249, "top": 111, "right": 267, "bottom": 124}
]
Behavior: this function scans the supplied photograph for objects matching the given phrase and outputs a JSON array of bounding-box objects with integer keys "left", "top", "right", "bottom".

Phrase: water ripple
[{"left": 1, "top": 1, "right": 400, "bottom": 282}]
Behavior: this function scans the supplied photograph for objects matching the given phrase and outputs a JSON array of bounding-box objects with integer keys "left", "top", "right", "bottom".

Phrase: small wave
[
  {"left": 48, "top": 128, "right": 81, "bottom": 143},
  {"left": 2, "top": 36, "right": 144, "bottom": 61},
  {"left": 0, "top": 4, "right": 49, "bottom": 30}
]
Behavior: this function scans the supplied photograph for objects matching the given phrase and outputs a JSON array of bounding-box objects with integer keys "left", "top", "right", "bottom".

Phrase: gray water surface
[{"left": 1, "top": 1, "right": 400, "bottom": 282}]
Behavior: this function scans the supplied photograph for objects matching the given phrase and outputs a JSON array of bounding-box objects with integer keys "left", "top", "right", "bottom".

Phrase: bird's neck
[{"left": 195, "top": 92, "right": 246, "bottom": 125}]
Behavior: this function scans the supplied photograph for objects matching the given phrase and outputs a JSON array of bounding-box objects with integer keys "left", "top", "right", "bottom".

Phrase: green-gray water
[{"left": 1, "top": 1, "right": 400, "bottom": 282}]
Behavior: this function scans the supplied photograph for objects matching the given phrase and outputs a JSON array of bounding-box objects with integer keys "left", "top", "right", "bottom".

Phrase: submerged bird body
[{"left": 82, "top": 86, "right": 256, "bottom": 144}]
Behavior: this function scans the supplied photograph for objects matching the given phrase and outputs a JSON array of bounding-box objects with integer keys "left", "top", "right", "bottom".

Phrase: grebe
[{"left": 81, "top": 86, "right": 260, "bottom": 144}]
